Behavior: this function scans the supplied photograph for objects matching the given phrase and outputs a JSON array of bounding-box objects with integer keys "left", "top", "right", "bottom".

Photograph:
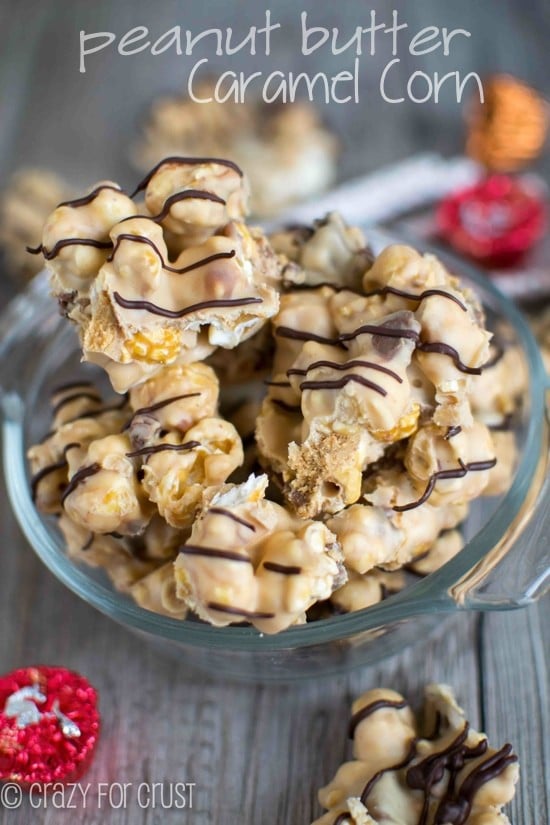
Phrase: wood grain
[{"left": 0, "top": 0, "right": 549, "bottom": 822}]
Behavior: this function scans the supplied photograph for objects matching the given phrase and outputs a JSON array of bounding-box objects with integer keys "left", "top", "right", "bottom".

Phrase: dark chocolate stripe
[
  {"left": 179, "top": 545, "right": 252, "bottom": 564},
  {"left": 57, "top": 185, "right": 123, "bottom": 209},
  {"left": 206, "top": 602, "right": 275, "bottom": 620},
  {"left": 149, "top": 189, "right": 226, "bottom": 223},
  {"left": 300, "top": 374, "right": 387, "bottom": 396},
  {"left": 348, "top": 699, "right": 408, "bottom": 739},
  {"left": 265, "top": 379, "right": 292, "bottom": 388},
  {"left": 208, "top": 507, "right": 256, "bottom": 532},
  {"left": 360, "top": 739, "right": 418, "bottom": 805},
  {"left": 130, "top": 156, "right": 243, "bottom": 197},
  {"left": 126, "top": 440, "right": 200, "bottom": 458},
  {"left": 483, "top": 345, "right": 505, "bottom": 370},
  {"left": 61, "top": 463, "right": 101, "bottom": 503},
  {"left": 51, "top": 391, "right": 102, "bottom": 417},
  {"left": 274, "top": 326, "right": 341, "bottom": 346},
  {"left": 50, "top": 380, "right": 94, "bottom": 395},
  {"left": 435, "top": 744, "right": 517, "bottom": 825},
  {"left": 417, "top": 342, "right": 482, "bottom": 375},
  {"left": 339, "top": 324, "right": 420, "bottom": 344},
  {"left": 30, "top": 442, "right": 81, "bottom": 501},
  {"left": 64, "top": 394, "right": 129, "bottom": 424},
  {"left": 27, "top": 238, "right": 113, "bottom": 259},
  {"left": 288, "top": 359, "right": 402, "bottom": 383},
  {"left": 107, "top": 232, "right": 237, "bottom": 274},
  {"left": 444, "top": 426, "right": 463, "bottom": 440},
  {"left": 263, "top": 561, "right": 302, "bottom": 576},
  {"left": 272, "top": 398, "right": 301, "bottom": 413},
  {"left": 132, "top": 392, "right": 201, "bottom": 417},
  {"left": 365, "top": 285, "right": 467, "bottom": 312},
  {"left": 392, "top": 458, "right": 497, "bottom": 512},
  {"left": 113, "top": 292, "right": 262, "bottom": 319},
  {"left": 81, "top": 533, "right": 95, "bottom": 551}
]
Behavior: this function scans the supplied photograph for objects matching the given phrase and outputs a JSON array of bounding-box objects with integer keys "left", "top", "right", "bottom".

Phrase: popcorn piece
[
  {"left": 174, "top": 475, "right": 345, "bottom": 633},
  {"left": 330, "top": 568, "right": 406, "bottom": 614},
  {"left": 406, "top": 529, "right": 464, "bottom": 577},
  {"left": 483, "top": 431, "right": 517, "bottom": 497},
  {"left": 62, "top": 433, "right": 154, "bottom": 536},
  {"left": 132, "top": 86, "right": 337, "bottom": 217},
  {"left": 28, "top": 388, "right": 129, "bottom": 515},
  {"left": 42, "top": 182, "right": 137, "bottom": 314},
  {"left": 140, "top": 418, "right": 244, "bottom": 529},
  {"left": 312, "top": 684, "right": 519, "bottom": 825},
  {"left": 404, "top": 423, "right": 497, "bottom": 508},
  {"left": 130, "top": 562, "right": 188, "bottom": 619},
  {"left": 271, "top": 213, "right": 373, "bottom": 291},
  {"left": 328, "top": 473, "right": 467, "bottom": 575},
  {"left": 33, "top": 159, "right": 283, "bottom": 393},
  {"left": 83, "top": 215, "right": 281, "bottom": 392},
  {"left": 0, "top": 168, "right": 73, "bottom": 280},
  {"left": 138, "top": 157, "right": 248, "bottom": 244},
  {"left": 58, "top": 513, "right": 158, "bottom": 592},
  {"left": 470, "top": 347, "right": 526, "bottom": 428},
  {"left": 284, "top": 310, "right": 421, "bottom": 517},
  {"left": 128, "top": 361, "right": 219, "bottom": 441}
]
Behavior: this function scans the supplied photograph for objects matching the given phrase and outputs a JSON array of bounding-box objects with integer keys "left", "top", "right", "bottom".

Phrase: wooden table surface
[{"left": 0, "top": 1, "right": 548, "bottom": 822}]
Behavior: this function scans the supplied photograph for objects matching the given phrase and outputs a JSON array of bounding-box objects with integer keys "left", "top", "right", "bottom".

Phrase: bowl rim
[{"left": 2, "top": 236, "right": 547, "bottom": 651}]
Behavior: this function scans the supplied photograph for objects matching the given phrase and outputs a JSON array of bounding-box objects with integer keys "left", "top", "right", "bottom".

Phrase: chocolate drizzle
[
  {"left": 130, "top": 156, "right": 244, "bottom": 198},
  {"left": 287, "top": 359, "right": 402, "bottom": 383},
  {"left": 272, "top": 398, "right": 301, "bottom": 413},
  {"left": 364, "top": 285, "right": 467, "bottom": 312},
  {"left": 50, "top": 380, "right": 94, "bottom": 395},
  {"left": 444, "top": 426, "right": 463, "bottom": 440},
  {"left": 51, "top": 391, "right": 101, "bottom": 417},
  {"left": 132, "top": 392, "right": 201, "bottom": 417},
  {"left": 125, "top": 440, "right": 200, "bottom": 458},
  {"left": 433, "top": 743, "right": 517, "bottom": 825},
  {"left": 208, "top": 507, "right": 256, "bottom": 531},
  {"left": 263, "top": 561, "right": 302, "bottom": 575},
  {"left": 416, "top": 342, "right": 482, "bottom": 375},
  {"left": 148, "top": 189, "right": 226, "bottom": 223},
  {"left": 30, "top": 442, "right": 81, "bottom": 501},
  {"left": 392, "top": 458, "right": 497, "bottom": 512},
  {"left": 300, "top": 374, "right": 387, "bottom": 396},
  {"left": 27, "top": 238, "right": 113, "bottom": 259},
  {"left": 113, "top": 292, "right": 262, "bottom": 318},
  {"left": 61, "top": 463, "right": 101, "bottom": 503},
  {"left": 274, "top": 325, "right": 343, "bottom": 346},
  {"left": 348, "top": 699, "right": 409, "bottom": 739},
  {"left": 206, "top": 602, "right": 275, "bottom": 620},
  {"left": 107, "top": 233, "right": 236, "bottom": 273},
  {"left": 275, "top": 323, "right": 483, "bottom": 375},
  {"left": 333, "top": 715, "right": 516, "bottom": 825},
  {"left": 179, "top": 545, "right": 252, "bottom": 564},
  {"left": 57, "top": 185, "right": 123, "bottom": 209}
]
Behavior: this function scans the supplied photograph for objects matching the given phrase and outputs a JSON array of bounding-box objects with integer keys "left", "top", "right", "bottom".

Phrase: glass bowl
[{"left": 2, "top": 233, "right": 549, "bottom": 682}]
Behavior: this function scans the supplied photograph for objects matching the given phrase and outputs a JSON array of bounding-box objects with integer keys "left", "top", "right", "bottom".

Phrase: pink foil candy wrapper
[{"left": 437, "top": 174, "right": 547, "bottom": 268}]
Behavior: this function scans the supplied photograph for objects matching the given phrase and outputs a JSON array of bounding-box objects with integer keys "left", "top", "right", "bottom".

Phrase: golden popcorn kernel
[
  {"left": 125, "top": 329, "right": 181, "bottom": 363},
  {"left": 373, "top": 404, "right": 420, "bottom": 443}
]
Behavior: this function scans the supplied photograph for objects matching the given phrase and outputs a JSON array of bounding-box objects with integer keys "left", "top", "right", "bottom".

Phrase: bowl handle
[{"left": 447, "top": 397, "right": 550, "bottom": 611}]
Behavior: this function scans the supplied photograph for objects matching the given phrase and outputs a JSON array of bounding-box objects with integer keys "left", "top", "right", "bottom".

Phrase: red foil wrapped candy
[
  {"left": 0, "top": 666, "right": 100, "bottom": 788},
  {"left": 437, "top": 174, "right": 546, "bottom": 267}
]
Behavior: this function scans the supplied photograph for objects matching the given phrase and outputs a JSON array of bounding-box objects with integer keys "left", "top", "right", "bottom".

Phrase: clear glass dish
[{"left": 1, "top": 232, "right": 549, "bottom": 682}]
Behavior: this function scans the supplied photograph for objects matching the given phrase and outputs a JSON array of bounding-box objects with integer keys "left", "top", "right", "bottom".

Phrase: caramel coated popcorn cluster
[
  {"left": 28, "top": 158, "right": 523, "bottom": 632},
  {"left": 312, "top": 684, "right": 519, "bottom": 825},
  {"left": 133, "top": 82, "right": 338, "bottom": 217}
]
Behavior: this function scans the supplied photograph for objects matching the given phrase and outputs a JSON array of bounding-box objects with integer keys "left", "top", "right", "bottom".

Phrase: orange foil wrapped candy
[{"left": 467, "top": 75, "right": 548, "bottom": 172}]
